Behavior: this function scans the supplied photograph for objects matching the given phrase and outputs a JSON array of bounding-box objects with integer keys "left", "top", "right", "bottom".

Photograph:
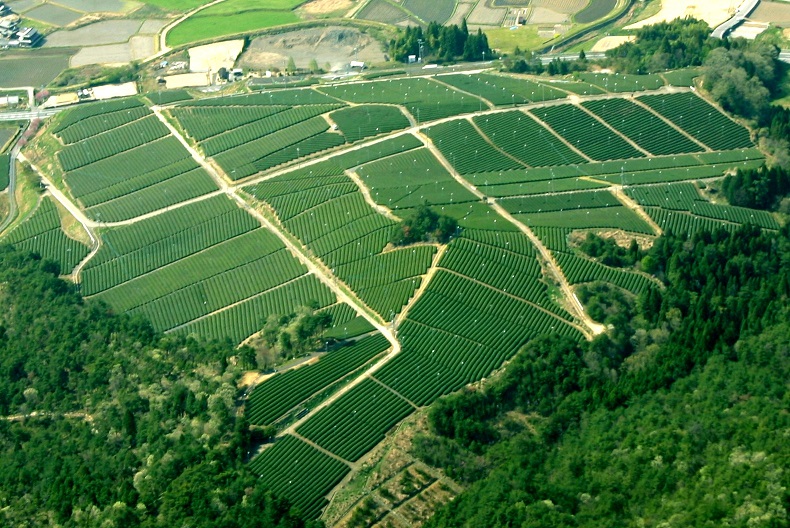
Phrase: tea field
[{"left": 6, "top": 69, "right": 778, "bottom": 521}]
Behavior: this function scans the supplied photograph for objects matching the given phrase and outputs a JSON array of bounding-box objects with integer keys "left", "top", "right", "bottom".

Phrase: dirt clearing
[
  {"left": 591, "top": 35, "right": 635, "bottom": 52},
  {"left": 189, "top": 40, "right": 245, "bottom": 72},
  {"left": 300, "top": 0, "right": 355, "bottom": 17},
  {"left": 238, "top": 26, "right": 386, "bottom": 72},
  {"left": 751, "top": 1, "right": 790, "bottom": 26},
  {"left": 626, "top": 0, "right": 740, "bottom": 30}
]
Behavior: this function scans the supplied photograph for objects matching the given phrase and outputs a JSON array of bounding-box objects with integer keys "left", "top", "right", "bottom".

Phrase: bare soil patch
[
  {"left": 139, "top": 19, "right": 168, "bottom": 34},
  {"left": 44, "top": 19, "right": 143, "bottom": 47},
  {"left": 70, "top": 43, "right": 132, "bottom": 66},
  {"left": 591, "top": 35, "right": 635, "bottom": 52},
  {"left": 447, "top": 2, "right": 474, "bottom": 26},
  {"left": 751, "top": 1, "right": 790, "bottom": 26},
  {"left": 532, "top": 0, "right": 587, "bottom": 14},
  {"left": 54, "top": 0, "right": 134, "bottom": 14},
  {"left": 239, "top": 26, "right": 386, "bottom": 72},
  {"left": 529, "top": 7, "right": 570, "bottom": 24},
  {"left": 189, "top": 39, "right": 245, "bottom": 72},
  {"left": 300, "top": 0, "right": 355, "bottom": 17},
  {"left": 467, "top": 1, "right": 507, "bottom": 26},
  {"left": 626, "top": 0, "right": 740, "bottom": 30}
]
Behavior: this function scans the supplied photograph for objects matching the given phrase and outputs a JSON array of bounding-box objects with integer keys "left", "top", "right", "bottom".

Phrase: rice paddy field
[{"left": 8, "top": 68, "right": 778, "bottom": 522}]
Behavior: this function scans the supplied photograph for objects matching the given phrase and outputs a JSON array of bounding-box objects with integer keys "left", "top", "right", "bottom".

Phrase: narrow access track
[
  {"left": 418, "top": 134, "right": 606, "bottom": 339},
  {"left": 0, "top": 133, "right": 24, "bottom": 233}
]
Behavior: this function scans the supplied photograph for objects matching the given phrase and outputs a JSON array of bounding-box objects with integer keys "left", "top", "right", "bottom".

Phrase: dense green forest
[
  {"left": 415, "top": 224, "right": 790, "bottom": 527},
  {"left": 0, "top": 247, "right": 318, "bottom": 527},
  {"left": 389, "top": 20, "right": 492, "bottom": 63}
]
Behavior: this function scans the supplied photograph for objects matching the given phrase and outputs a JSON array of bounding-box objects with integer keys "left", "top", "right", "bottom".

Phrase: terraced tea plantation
[{"left": 7, "top": 70, "right": 779, "bottom": 522}]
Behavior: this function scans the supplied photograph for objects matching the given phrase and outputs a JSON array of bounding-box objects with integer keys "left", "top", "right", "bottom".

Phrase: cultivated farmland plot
[
  {"left": 0, "top": 154, "right": 9, "bottom": 191},
  {"left": 51, "top": 102, "right": 220, "bottom": 221},
  {"left": 473, "top": 111, "right": 586, "bottom": 167},
  {"left": 249, "top": 435, "right": 349, "bottom": 520},
  {"left": 576, "top": 72, "right": 665, "bottom": 92},
  {"left": 329, "top": 105, "right": 410, "bottom": 142},
  {"left": 426, "top": 120, "right": 523, "bottom": 174},
  {"left": 437, "top": 73, "right": 568, "bottom": 106},
  {"left": 638, "top": 92, "right": 754, "bottom": 151},
  {"left": 15, "top": 74, "right": 783, "bottom": 522},
  {"left": 356, "top": 147, "right": 478, "bottom": 208},
  {"left": 531, "top": 104, "right": 645, "bottom": 161},
  {"left": 581, "top": 99, "right": 703, "bottom": 156},
  {"left": 401, "top": 0, "right": 456, "bottom": 23},
  {"left": 247, "top": 165, "right": 435, "bottom": 318},
  {"left": 2, "top": 198, "right": 90, "bottom": 273},
  {"left": 247, "top": 333, "right": 390, "bottom": 426},
  {"left": 627, "top": 184, "right": 780, "bottom": 230},
  {"left": 318, "top": 78, "right": 482, "bottom": 123}
]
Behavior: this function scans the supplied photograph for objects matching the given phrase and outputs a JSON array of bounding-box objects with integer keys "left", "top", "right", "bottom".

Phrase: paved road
[
  {"left": 0, "top": 108, "right": 60, "bottom": 121},
  {"left": 539, "top": 52, "right": 605, "bottom": 64},
  {"left": 712, "top": 0, "right": 761, "bottom": 39}
]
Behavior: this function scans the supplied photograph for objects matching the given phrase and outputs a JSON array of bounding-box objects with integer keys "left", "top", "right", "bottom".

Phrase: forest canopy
[{"left": 0, "top": 246, "right": 319, "bottom": 528}]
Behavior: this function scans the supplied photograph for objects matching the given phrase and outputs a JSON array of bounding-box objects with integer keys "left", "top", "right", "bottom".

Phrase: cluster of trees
[
  {"left": 390, "top": 205, "right": 458, "bottom": 246},
  {"left": 389, "top": 21, "right": 491, "bottom": 63},
  {"left": 605, "top": 18, "right": 718, "bottom": 72},
  {"left": 578, "top": 232, "right": 643, "bottom": 267},
  {"left": 247, "top": 306, "right": 332, "bottom": 369},
  {"left": 415, "top": 224, "right": 790, "bottom": 526},
  {"left": 722, "top": 164, "right": 790, "bottom": 211},
  {"left": 702, "top": 41, "right": 783, "bottom": 118},
  {"left": 0, "top": 246, "right": 319, "bottom": 527}
]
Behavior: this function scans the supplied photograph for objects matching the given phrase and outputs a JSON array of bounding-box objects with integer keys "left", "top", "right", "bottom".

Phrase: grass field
[
  {"left": 167, "top": 4, "right": 299, "bottom": 46},
  {"left": 484, "top": 26, "right": 545, "bottom": 55}
]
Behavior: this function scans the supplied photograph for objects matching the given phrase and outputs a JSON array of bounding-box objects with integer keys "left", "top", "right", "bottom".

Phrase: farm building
[
  {"left": 0, "top": 17, "right": 18, "bottom": 37},
  {"left": 16, "top": 27, "right": 42, "bottom": 47},
  {"left": 0, "top": 95, "right": 20, "bottom": 106}
]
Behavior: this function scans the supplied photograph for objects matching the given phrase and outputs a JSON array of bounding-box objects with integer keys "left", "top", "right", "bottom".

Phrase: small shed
[{"left": 0, "top": 95, "right": 20, "bottom": 106}]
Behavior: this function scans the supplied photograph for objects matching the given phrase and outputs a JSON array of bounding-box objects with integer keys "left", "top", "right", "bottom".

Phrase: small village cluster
[{"left": 0, "top": 2, "right": 42, "bottom": 47}]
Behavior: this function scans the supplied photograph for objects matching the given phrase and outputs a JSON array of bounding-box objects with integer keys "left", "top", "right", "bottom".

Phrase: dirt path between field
[
  {"left": 574, "top": 102, "right": 652, "bottom": 157},
  {"left": 152, "top": 106, "right": 230, "bottom": 191},
  {"left": 17, "top": 152, "right": 102, "bottom": 278},
  {"left": 610, "top": 184, "right": 663, "bottom": 236},
  {"left": 153, "top": 0, "right": 229, "bottom": 60},
  {"left": 395, "top": 243, "right": 446, "bottom": 327},
  {"left": 346, "top": 169, "right": 401, "bottom": 222},
  {"left": 291, "top": 431, "right": 355, "bottom": 467},
  {"left": 417, "top": 133, "right": 605, "bottom": 339},
  {"left": 630, "top": 97, "right": 711, "bottom": 152},
  {"left": 468, "top": 117, "right": 529, "bottom": 167},
  {"left": 432, "top": 77, "right": 496, "bottom": 111},
  {"left": 368, "top": 374, "right": 419, "bottom": 409}
]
